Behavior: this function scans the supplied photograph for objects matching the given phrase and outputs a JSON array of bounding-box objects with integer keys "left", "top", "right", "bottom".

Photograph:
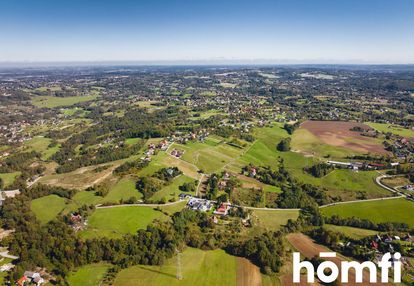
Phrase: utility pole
[{"left": 176, "top": 248, "right": 183, "bottom": 280}]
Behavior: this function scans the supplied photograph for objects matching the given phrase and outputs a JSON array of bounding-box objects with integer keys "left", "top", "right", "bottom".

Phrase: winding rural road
[{"left": 375, "top": 174, "right": 404, "bottom": 195}]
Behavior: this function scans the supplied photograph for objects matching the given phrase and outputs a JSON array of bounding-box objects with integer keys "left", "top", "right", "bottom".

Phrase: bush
[{"left": 277, "top": 138, "right": 291, "bottom": 151}]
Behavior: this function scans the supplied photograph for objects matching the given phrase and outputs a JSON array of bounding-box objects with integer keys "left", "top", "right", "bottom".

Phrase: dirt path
[
  {"left": 236, "top": 257, "right": 262, "bottom": 286},
  {"left": 286, "top": 233, "right": 393, "bottom": 286},
  {"left": 196, "top": 173, "right": 206, "bottom": 197}
]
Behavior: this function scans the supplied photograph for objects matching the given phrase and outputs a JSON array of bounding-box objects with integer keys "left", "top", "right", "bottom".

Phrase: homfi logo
[{"left": 293, "top": 252, "right": 401, "bottom": 283}]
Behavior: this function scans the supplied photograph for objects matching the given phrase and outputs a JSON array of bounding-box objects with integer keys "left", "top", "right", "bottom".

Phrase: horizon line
[{"left": 1, "top": 59, "right": 414, "bottom": 68}]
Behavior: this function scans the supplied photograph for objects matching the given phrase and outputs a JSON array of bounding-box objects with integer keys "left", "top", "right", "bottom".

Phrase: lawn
[
  {"left": 79, "top": 206, "right": 168, "bottom": 239},
  {"left": 125, "top": 138, "right": 141, "bottom": 145},
  {"left": 151, "top": 175, "right": 195, "bottom": 201},
  {"left": 323, "top": 224, "right": 379, "bottom": 239},
  {"left": 158, "top": 201, "right": 187, "bottom": 216},
  {"left": 161, "top": 155, "right": 201, "bottom": 180},
  {"left": 24, "top": 136, "right": 60, "bottom": 160},
  {"left": 253, "top": 209, "right": 299, "bottom": 230},
  {"left": 321, "top": 198, "right": 414, "bottom": 227},
  {"left": 0, "top": 171, "right": 21, "bottom": 188},
  {"left": 31, "top": 94, "right": 98, "bottom": 108},
  {"left": 137, "top": 152, "right": 169, "bottom": 177},
  {"left": 59, "top": 178, "right": 143, "bottom": 214},
  {"left": 366, "top": 122, "right": 414, "bottom": 138},
  {"left": 31, "top": 195, "right": 66, "bottom": 223},
  {"left": 237, "top": 124, "right": 291, "bottom": 168},
  {"left": 103, "top": 177, "right": 142, "bottom": 203},
  {"left": 68, "top": 263, "right": 111, "bottom": 286},
  {"left": 113, "top": 248, "right": 237, "bottom": 286},
  {"left": 63, "top": 191, "right": 104, "bottom": 214}
]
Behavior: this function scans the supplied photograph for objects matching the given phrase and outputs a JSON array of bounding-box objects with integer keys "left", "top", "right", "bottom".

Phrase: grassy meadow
[
  {"left": 231, "top": 124, "right": 387, "bottom": 201},
  {"left": 0, "top": 171, "right": 21, "bottom": 188},
  {"left": 150, "top": 175, "right": 195, "bottom": 201},
  {"left": 321, "top": 198, "right": 414, "bottom": 227},
  {"left": 175, "top": 137, "right": 245, "bottom": 173},
  {"left": 24, "top": 136, "right": 60, "bottom": 160},
  {"left": 103, "top": 177, "right": 142, "bottom": 203},
  {"left": 68, "top": 263, "right": 111, "bottom": 286},
  {"left": 79, "top": 206, "right": 168, "bottom": 239},
  {"left": 323, "top": 224, "right": 379, "bottom": 239},
  {"left": 253, "top": 209, "right": 299, "bottom": 230},
  {"left": 31, "top": 94, "right": 98, "bottom": 108},
  {"left": 113, "top": 248, "right": 237, "bottom": 286},
  {"left": 366, "top": 122, "right": 414, "bottom": 138},
  {"left": 31, "top": 194, "right": 66, "bottom": 223}
]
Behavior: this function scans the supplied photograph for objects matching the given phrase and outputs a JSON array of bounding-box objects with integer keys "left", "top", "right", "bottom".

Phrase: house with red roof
[{"left": 214, "top": 202, "right": 231, "bottom": 216}]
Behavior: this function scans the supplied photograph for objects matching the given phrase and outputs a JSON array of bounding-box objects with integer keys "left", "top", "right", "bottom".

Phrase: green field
[
  {"left": 61, "top": 107, "right": 89, "bottom": 117},
  {"left": 151, "top": 175, "right": 195, "bottom": 201},
  {"left": 176, "top": 137, "right": 246, "bottom": 173},
  {"left": 0, "top": 171, "right": 21, "bottom": 188},
  {"left": 31, "top": 94, "right": 98, "bottom": 108},
  {"left": 79, "top": 206, "right": 168, "bottom": 239},
  {"left": 104, "top": 177, "right": 143, "bottom": 203},
  {"left": 31, "top": 194, "right": 66, "bottom": 223},
  {"left": 114, "top": 248, "right": 237, "bottom": 286},
  {"left": 63, "top": 191, "right": 104, "bottom": 214},
  {"left": 323, "top": 224, "right": 379, "bottom": 239},
  {"left": 68, "top": 263, "right": 111, "bottom": 286},
  {"left": 233, "top": 125, "right": 386, "bottom": 201},
  {"left": 294, "top": 169, "right": 389, "bottom": 200},
  {"left": 24, "top": 136, "right": 60, "bottom": 160},
  {"left": 366, "top": 122, "right": 414, "bottom": 138},
  {"left": 321, "top": 198, "right": 414, "bottom": 227},
  {"left": 253, "top": 209, "right": 299, "bottom": 230},
  {"left": 125, "top": 137, "right": 142, "bottom": 145},
  {"left": 137, "top": 152, "right": 169, "bottom": 177},
  {"left": 199, "top": 91, "right": 217, "bottom": 97},
  {"left": 157, "top": 201, "right": 187, "bottom": 215}
]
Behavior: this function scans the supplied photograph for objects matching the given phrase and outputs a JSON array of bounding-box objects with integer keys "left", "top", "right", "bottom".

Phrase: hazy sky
[{"left": 0, "top": 0, "right": 413, "bottom": 63}]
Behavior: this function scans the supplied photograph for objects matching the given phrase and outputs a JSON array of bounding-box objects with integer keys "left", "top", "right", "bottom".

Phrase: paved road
[{"left": 375, "top": 174, "right": 404, "bottom": 195}]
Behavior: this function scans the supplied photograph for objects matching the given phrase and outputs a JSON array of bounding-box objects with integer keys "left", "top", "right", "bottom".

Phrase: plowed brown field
[{"left": 301, "top": 121, "right": 388, "bottom": 154}]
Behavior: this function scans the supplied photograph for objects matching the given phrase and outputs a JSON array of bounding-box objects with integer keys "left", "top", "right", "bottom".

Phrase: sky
[{"left": 0, "top": 0, "right": 413, "bottom": 64}]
